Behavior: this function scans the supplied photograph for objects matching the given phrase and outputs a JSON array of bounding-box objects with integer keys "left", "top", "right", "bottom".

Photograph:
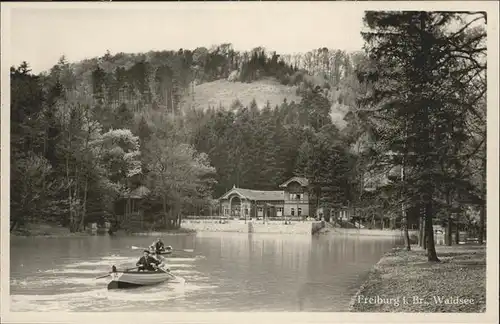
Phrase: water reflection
[{"left": 11, "top": 232, "right": 399, "bottom": 312}]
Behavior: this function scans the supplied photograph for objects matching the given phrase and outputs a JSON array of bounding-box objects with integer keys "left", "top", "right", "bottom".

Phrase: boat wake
[
  {"left": 10, "top": 253, "right": 216, "bottom": 312},
  {"left": 40, "top": 268, "right": 103, "bottom": 275}
]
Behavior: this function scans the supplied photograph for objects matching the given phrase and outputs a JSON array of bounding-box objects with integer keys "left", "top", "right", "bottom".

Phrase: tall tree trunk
[
  {"left": 162, "top": 195, "right": 168, "bottom": 227},
  {"left": 80, "top": 175, "right": 89, "bottom": 231},
  {"left": 79, "top": 115, "right": 92, "bottom": 233},
  {"left": 402, "top": 217, "right": 411, "bottom": 251},
  {"left": 67, "top": 170, "right": 75, "bottom": 232},
  {"left": 316, "top": 187, "right": 320, "bottom": 220},
  {"left": 422, "top": 215, "right": 427, "bottom": 250},
  {"left": 402, "top": 205, "right": 411, "bottom": 251},
  {"left": 425, "top": 202, "right": 440, "bottom": 262},
  {"left": 401, "top": 121, "right": 411, "bottom": 250},
  {"left": 455, "top": 212, "right": 460, "bottom": 244},
  {"left": 447, "top": 215, "right": 453, "bottom": 246},
  {"left": 446, "top": 190, "right": 452, "bottom": 246},
  {"left": 478, "top": 154, "right": 486, "bottom": 244},
  {"left": 478, "top": 205, "right": 485, "bottom": 244},
  {"left": 418, "top": 215, "right": 424, "bottom": 247},
  {"left": 418, "top": 12, "right": 433, "bottom": 257},
  {"left": 73, "top": 166, "right": 80, "bottom": 232},
  {"left": 423, "top": 229, "right": 427, "bottom": 250},
  {"left": 66, "top": 131, "right": 73, "bottom": 232}
]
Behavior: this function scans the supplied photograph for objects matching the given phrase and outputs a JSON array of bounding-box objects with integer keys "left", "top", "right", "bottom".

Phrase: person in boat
[
  {"left": 136, "top": 250, "right": 161, "bottom": 272},
  {"left": 153, "top": 238, "right": 166, "bottom": 253},
  {"left": 152, "top": 253, "right": 171, "bottom": 272}
]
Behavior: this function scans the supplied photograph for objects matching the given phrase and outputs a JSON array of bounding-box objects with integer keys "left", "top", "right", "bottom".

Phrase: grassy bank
[
  {"left": 10, "top": 224, "right": 89, "bottom": 238},
  {"left": 349, "top": 244, "right": 486, "bottom": 313}
]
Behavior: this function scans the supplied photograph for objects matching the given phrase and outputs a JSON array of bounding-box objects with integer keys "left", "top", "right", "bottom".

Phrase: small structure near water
[
  {"left": 218, "top": 176, "right": 311, "bottom": 221},
  {"left": 114, "top": 185, "right": 151, "bottom": 232}
]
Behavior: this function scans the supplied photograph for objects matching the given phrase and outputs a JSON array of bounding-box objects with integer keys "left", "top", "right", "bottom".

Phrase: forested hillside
[
  {"left": 10, "top": 18, "right": 487, "bottom": 246},
  {"left": 10, "top": 44, "right": 366, "bottom": 233}
]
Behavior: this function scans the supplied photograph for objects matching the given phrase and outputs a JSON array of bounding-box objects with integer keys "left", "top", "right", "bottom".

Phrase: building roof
[
  {"left": 279, "top": 176, "right": 309, "bottom": 188},
  {"left": 218, "top": 176, "right": 310, "bottom": 202},
  {"left": 219, "top": 187, "right": 285, "bottom": 201},
  {"left": 122, "top": 185, "right": 151, "bottom": 199}
]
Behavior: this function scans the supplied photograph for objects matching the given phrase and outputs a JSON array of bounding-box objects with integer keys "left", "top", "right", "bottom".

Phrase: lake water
[{"left": 10, "top": 232, "right": 401, "bottom": 312}]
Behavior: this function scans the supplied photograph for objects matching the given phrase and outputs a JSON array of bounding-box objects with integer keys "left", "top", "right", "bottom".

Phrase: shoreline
[
  {"left": 11, "top": 221, "right": 408, "bottom": 238},
  {"left": 348, "top": 244, "right": 486, "bottom": 313},
  {"left": 10, "top": 224, "right": 197, "bottom": 238},
  {"left": 181, "top": 219, "right": 409, "bottom": 237}
]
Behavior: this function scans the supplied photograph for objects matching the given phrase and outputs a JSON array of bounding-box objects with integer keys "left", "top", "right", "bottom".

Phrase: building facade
[{"left": 218, "top": 177, "right": 310, "bottom": 219}]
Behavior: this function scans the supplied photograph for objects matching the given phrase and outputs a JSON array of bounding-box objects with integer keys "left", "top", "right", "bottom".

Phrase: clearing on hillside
[{"left": 183, "top": 78, "right": 302, "bottom": 111}]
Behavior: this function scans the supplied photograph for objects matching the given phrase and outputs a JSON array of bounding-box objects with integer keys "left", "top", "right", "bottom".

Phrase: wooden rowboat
[
  {"left": 155, "top": 250, "right": 172, "bottom": 255},
  {"left": 107, "top": 268, "right": 177, "bottom": 289}
]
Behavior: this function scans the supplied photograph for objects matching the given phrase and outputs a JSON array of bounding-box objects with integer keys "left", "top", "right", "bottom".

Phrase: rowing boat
[
  {"left": 155, "top": 250, "right": 172, "bottom": 255},
  {"left": 107, "top": 267, "right": 176, "bottom": 289},
  {"left": 131, "top": 246, "right": 173, "bottom": 255}
]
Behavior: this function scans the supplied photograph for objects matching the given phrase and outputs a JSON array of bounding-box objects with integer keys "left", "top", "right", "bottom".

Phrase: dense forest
[
  {"left": 10, "top": 42, "right": 365, "bottom": 232},
  {"left": 10, "top": 12, "right": 487, "bottom": 259}
]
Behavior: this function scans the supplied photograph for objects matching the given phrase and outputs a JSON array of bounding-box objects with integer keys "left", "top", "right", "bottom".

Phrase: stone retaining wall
[
  {"left": 181, "top": 220, "right": 404, "bottom": 236},
  {"left": 181, "top": 220, "right": 312, "bottom": 234}
]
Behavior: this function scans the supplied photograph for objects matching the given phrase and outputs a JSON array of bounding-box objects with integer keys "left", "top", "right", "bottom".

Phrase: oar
[
  {"left": 166, "top": 272, "right": 177, "bottom": 280},
  {"left": 157, "top": 266, "right": 178, "bottom": 280},
  {"left": 96, "top": 274, "right": 111, "bottom": 280},
  {"left": 95, "top": 266, "right": 139, "bottom": 279},
  {"left": 131, "top": 246, "right": 194, "bottom": 253}
]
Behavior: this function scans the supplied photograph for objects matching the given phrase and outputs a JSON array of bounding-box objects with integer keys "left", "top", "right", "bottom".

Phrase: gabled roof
[
  {"left": 279, "top": 176, "right": 309, "bottom": 188},
  {"left": 219, "top": 187, "right": 285, "bottom": 201},
  {"left": 123, "top": 185, "right": 151, "bottom": 199}
]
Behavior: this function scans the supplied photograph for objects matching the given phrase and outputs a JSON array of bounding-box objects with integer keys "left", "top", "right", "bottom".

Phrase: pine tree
[{"left": 361, "top": 11, "right": 486, "bottom": 261}]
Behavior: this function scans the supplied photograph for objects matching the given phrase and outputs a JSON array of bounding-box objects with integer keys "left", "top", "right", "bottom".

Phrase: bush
[
  {"left": 279, "top": 74, "right": 290, "bottom": 86},
  {"left": 289, "top": 71, "right": 305, "bottom": 86}
]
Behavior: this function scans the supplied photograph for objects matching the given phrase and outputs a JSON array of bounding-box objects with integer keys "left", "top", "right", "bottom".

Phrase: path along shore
[
  {"left": 181, "top": 219, "right": 407, "bottom": 236},
  {"left": 349, "top": 244, "right": 486, "bottom": 313}
]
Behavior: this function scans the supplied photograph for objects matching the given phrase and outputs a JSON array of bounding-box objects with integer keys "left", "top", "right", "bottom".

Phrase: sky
[{"left": 6, "top": 3, "right": 367, "bottom": 74}]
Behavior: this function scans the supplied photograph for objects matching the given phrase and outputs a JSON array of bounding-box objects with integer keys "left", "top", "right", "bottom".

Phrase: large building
[{"left": 218, "top": 177, "right": 310, "bottom": 219}]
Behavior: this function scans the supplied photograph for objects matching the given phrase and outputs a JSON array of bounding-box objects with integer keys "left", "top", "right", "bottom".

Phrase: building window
[
  {"left": 277, "top": 207, "right": 283, "bottom": 212},
  {"left": 258, "top": 207, "right": 263, "bottom": 212},
  {"left": 291, "top": 208, "right": 295, "bottom": 216},
  {"left": 295, "top": 194, "right": 301, "bottom": 200},
  {"left": 245, "top": 208, "right": 249, "bottom": 215},
  {"left": 298, "top": 208, "right": 302, "bottom": 216}
]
